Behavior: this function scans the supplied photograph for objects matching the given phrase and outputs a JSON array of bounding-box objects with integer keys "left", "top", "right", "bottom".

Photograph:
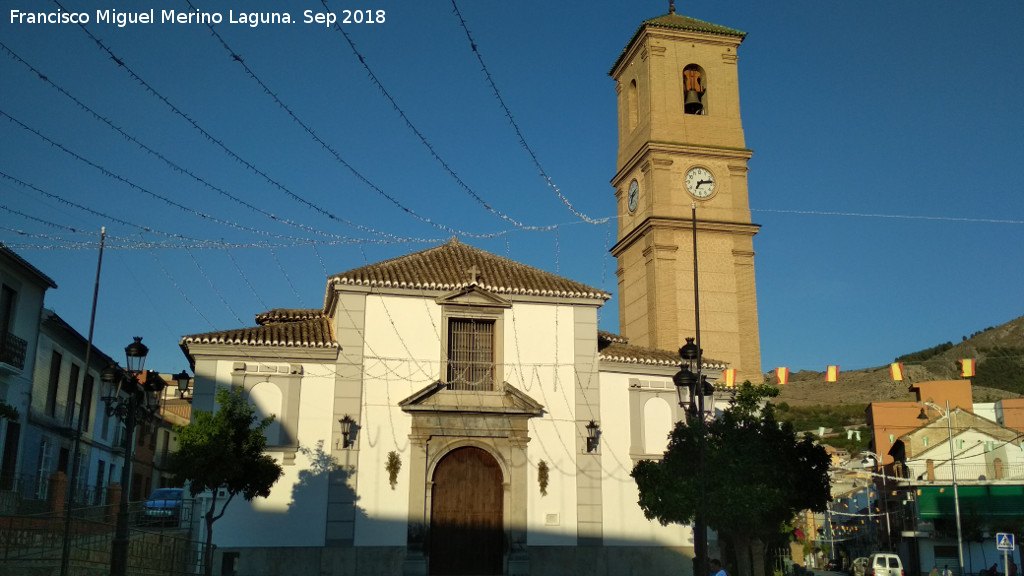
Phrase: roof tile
[
  {"left": 331, "top": 239, "right": 610, "bottom": 301},
  {"left": 181, "top": 316, "right": 336, "bottom": 348}
]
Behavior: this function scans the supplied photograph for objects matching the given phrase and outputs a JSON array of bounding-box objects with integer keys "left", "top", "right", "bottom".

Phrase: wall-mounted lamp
[
  {"left": 585, "top": 420, "right": 600, "bottom": 453},
  {"left": 339, "top": 415, "right": 355, "bottom": 449}
]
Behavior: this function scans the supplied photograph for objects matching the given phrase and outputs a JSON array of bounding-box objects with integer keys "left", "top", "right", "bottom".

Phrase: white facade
[{"left": 181, "top": 241, "right": 705, "bottom": 576}]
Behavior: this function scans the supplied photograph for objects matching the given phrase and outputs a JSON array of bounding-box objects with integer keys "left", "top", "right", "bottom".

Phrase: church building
[{"left": 179, "top": 8, "right": 759, "bottom": 576}]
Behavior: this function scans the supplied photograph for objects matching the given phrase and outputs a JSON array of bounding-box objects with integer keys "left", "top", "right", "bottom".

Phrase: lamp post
[
  {"left": 861, "top": 451, "right": 892, "bottom": 550},
  {"left": 673, "top": 336, "right": 711, "bottom": 576},
  {"left": 102, "top": 337, "right": 163, "bottom": 576},
  {"left": 918, "top": 401, "right": 964, "bottom": 576}
]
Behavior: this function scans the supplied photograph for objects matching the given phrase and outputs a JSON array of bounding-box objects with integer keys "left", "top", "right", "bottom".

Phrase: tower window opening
[
  {"left": 628, "top": 79, "right": 639, "bottom": 131},
  {"left": 683, "top": 64, "right": 706, "bottom": 115}
]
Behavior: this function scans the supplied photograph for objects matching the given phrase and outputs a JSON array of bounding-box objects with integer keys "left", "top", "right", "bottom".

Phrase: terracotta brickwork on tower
[{"left": 610, "top": 13, "right": 762, "bottom": 383}]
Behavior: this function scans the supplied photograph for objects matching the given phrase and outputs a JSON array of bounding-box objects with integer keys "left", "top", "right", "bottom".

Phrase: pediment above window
[
  {"left": 399, "top": 381, "right": 543, "bottom": 417},
  {"left": 436, "top": 285, "right": 511, "bottom": 309}
]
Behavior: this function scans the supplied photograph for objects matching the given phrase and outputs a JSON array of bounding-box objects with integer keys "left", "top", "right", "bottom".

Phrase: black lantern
[
  {"left": 673, "top": 366, "right": 697, "bottom": 407},
  {"left": 124, "top": 336, "right": 148, "bottom": 374},
  {"left": 174, "top": 370, "right": 191, "bottom": 398},
  {"left": 585, "top": 420, "right": 600, "bottom": 453},
  {"left": 679, "top": 337, "right": 700, "bottom": 362},
  {"left": 339, "top": 415, "right": 355, "bottom": 449}
]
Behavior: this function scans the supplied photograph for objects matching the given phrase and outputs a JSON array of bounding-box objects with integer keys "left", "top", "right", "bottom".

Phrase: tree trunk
[
  {"left": 750, "top": 538, "right": 766, "bottom": 576},
  {"left": 204, "top": 492, "right": 218, "bottom": 576},
  {"left": 730, "top": 532, "right": 754, "bottom": 576}
]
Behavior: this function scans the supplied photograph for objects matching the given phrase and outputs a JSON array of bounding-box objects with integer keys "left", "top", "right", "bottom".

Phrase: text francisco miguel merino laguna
[{"left": 8, "top": 8, "right": 366, "bottom": 28}]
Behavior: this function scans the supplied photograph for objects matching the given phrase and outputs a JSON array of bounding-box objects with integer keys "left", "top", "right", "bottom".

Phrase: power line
[
  {"left": 450, "top": 0, "right": 608, "bottom": 226},
  {"left": 185, "top": 1, "right": 521, "bottom": 240},
  {"left": 0, "top": 41, "right": 354, "bottom": 244},
  {"left": 46, "top": 0, "right": 433, "bottom": 244},
  {"left": 320, "top": 0, "right": 565, "bottom": 233}
]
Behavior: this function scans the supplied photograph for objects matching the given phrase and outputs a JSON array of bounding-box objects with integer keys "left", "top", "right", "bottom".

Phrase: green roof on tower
[{"left": 610, "top": 12, "right": 747, "bottom": 75}]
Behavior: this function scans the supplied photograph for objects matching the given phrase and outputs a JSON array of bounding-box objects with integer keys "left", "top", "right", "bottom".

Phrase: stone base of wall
[{"left": 219, "top": 544, "right": 692, "bottom": 576}]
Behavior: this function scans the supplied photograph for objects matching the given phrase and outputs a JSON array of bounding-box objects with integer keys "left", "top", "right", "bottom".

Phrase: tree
[
  {"left": 632, "top": 383, "right": 832, "bottom": 576},
  {"left": 168, "top": 386, "right": 284, "bottom": 576}
]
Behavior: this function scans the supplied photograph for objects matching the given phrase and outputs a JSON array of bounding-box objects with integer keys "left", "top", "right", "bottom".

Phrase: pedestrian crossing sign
[{"left": 996, "top": 532, "right": 1015, "bottom": 550}]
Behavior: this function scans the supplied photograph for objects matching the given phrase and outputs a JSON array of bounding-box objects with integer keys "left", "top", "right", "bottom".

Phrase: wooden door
[{"left": 430, "top": 446, "right": 504, "bottom": 575}]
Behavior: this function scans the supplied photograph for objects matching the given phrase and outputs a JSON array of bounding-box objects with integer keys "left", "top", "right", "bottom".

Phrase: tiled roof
[
  {"left": 598, "top": 330, "right": 629, "bottom": 349},
  {"left": 597, "top": 331, "right": 727, "bottom": 369},
  {"left": 255, "top": 308, "right": 323, "bottom": 326},
  {"left": 180, "top": 315, "right": 336, "bottom": 349},
  {"left": 330, "top": 239, "right": 610, "bottom": 301},
  {"left": 641, "top": 12, "right": 746, "bottom": 38},
  {"left": 611, "top": 12, "right": 746, "bottom": 75},
  {"left": 599, "top": 342, "right": 682, "bottom": 367}
]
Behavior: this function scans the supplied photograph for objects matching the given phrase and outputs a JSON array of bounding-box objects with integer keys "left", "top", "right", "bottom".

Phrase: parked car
[
  {"left": 826, "top": 558, "right": 843, "bottom": 571},
  {"left": 849, "top": 557, "right": 869, "bottom": 576},
  {"left": 142, "top": 488, "right": 184, "bottom": 526},
  {"left": 867, "top": 553, "right": 904, "bottom": 576}
]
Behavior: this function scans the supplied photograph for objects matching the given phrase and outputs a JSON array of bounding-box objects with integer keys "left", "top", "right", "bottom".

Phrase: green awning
[{"left": 917, "top": 485, "right": 1024, "bottom": 518}]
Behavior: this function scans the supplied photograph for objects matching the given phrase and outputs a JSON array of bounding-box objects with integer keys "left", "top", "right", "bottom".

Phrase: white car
[{"left": 867, "top": 553, "right": 904, "bottom": 576}]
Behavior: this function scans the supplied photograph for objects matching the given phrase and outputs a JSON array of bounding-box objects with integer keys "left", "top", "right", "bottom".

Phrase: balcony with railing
[
  {"left": 902, "top": 461, "right": 1024, "bottom": 483},
  {"left": 0, "top": 330, "right": 27, "bottom": 373}
]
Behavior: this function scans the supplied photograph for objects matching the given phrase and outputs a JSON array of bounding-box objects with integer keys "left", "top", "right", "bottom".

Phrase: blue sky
[{"left": 2, "top": 0, "right": 1022, "bottom": 375}]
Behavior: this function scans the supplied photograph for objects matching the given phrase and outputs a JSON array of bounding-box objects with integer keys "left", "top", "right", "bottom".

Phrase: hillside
[{"left": 768, "top": 315, "right": 1024, "bottom": 408}]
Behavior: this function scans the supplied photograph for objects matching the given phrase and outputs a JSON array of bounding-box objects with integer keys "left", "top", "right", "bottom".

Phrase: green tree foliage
[
  {"left": 632, "top": 383, "right": 832, "bottom": 576},
  {"left": 895, "top": 342, "right": 953, "bottom": 363},
  {"left": 973, "top": 347, "right": 1024, "bottom": 395},
  {"left": 168, "top": 386, "right": 284, "bottom": 576}
]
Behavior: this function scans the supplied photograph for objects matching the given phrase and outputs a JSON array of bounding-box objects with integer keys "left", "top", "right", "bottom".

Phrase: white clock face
[
  {"left": 685, "top": 167, "right": 716, "bottom": 199},
  {"left": 627, "top": 179, "right": 639, "bottom": 212}
]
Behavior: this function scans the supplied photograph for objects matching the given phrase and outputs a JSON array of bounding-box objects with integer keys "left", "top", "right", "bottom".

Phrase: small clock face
[
  {"left": 627, "top": 179, "right": 639, "bottom": 212},
  {"left": 685, "top": 167, "right": 716, "bottom": 199}
]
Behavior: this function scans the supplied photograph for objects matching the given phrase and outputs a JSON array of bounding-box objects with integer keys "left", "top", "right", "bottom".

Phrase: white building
[{"left": 181, "top": 239, "right": 726, "bottom": 576}]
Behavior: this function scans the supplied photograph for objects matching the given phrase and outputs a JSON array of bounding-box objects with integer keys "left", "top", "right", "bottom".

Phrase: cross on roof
[{"left": 467, "top": 265, "right": 481, "bottom": 285}]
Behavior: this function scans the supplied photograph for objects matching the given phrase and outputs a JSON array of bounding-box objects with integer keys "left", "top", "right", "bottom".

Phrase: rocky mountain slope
[{"left": 769, "top": 315, "right": 1024, "bottom": 407}]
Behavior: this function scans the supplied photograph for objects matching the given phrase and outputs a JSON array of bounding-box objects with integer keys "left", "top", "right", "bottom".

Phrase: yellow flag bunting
[
  {"left": 775, "top": 367, "right": 789, "bottom": 385},
  {"left": 959, "top": 359, "right": 976, "bottom": 378},
  {"left": 890, "top": 362, "right": 904, "bottom": 381},
  {"left": 826, "top": 365, "right": 839, "bottom": 382},
  {"left": 723, "top": 368, "right": 736, "bottom": 387}
]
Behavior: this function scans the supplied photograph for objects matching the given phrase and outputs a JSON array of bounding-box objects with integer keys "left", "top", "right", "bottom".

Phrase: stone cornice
[
  {"left": 613, "top": 141, "right": 753, "bottom": 186},
  {"left": 611, "top": 217, "right": 761, "bottom": 257}
]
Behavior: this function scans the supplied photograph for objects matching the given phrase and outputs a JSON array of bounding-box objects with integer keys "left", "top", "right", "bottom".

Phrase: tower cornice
[
  {"left": 610, "top": 216, "right": 761, "bottom": 258},
  {"left": 612, "top": 141, "right": 752, "bottom": 187}
]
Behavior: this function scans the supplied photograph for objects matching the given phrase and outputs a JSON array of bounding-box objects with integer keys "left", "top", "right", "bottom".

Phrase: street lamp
[
  {"left": 673, "top": 335, "right": 710, "bottom": 576},
  {"left": 102, "top": 337, "right": 163, "bottom": 576},
  {"left": 861, "top": 451, "right": 892, "bottom": 550},
  {"left": 918, "top": 400, "right": 965, "bottom": 576},
  {"left": 173, "top": 370, "right": 192, "bottom": 400}
]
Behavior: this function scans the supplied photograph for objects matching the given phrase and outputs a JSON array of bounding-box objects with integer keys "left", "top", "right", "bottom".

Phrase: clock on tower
[{"left": 610, "top": 9, "right": 762, "bottom": 384}]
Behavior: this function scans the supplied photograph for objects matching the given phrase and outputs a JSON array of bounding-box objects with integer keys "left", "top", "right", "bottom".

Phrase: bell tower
[{"left": 609, "top": 9, "right": 762, "bottom": 384}]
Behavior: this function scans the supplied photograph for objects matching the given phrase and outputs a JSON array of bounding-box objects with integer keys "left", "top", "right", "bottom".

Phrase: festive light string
[
  {"left": 223, "top": 245, "right": 270, "bottom": 311},
  {"left": 183, "top": 2, "right": 518, "bottom": 241},
  {"left": 269, "top": 247, "right": 307, "bottom": 308},
  {"left": 449, "top": 0, "right": 608, "bottom": 226},
  {"left": 186, "top": 246, "right": 246, "bottom": 326},
  {"left": 0, "top": 109, "right": 341, "bottom": 244},
  {"left": 319, "top": 0, "right": 565, "bottom": 234},
  {"left": 45, "top": 0, "right": 439, "bottom": 245},
  {"left": 0, "top": 41, "right": 354, "bottom": 244},
  {"left": 0, "top": 170, "right": 237, "bottom": 246}
]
